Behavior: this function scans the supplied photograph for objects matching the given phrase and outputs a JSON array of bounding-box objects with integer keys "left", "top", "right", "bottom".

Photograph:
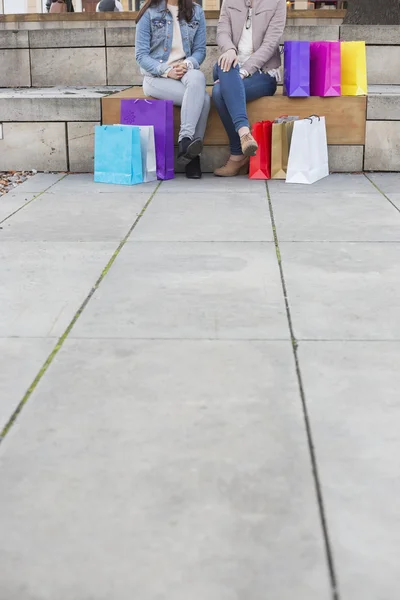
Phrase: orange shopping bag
[{"left": 249, "top": 121, "right": 272, "bottom": 180}]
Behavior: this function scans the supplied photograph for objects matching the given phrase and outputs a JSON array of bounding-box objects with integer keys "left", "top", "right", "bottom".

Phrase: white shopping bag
[
  {"left": 139, "top": 125, "right": 157, "bottom": 183},
  {"left": 286, "top": 116, "right": 329, "bottom": 185},
  {"left": 116, "top": 125, "right": 157, "bottom": 183}
]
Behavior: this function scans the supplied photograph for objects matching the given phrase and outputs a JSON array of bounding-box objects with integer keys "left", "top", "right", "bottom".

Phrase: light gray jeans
[{"left": 143, "top": 69, "right": 210, "bottom": 142}]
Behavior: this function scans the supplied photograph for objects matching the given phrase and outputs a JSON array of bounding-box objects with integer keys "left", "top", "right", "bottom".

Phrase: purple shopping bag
[
  {"left": 310, "top": 41, "right": 341, "bottom": 97},
  {"left": 121, "top": 99, "right": 174, "bottom": 180},
  {"left": 284, "top": 41, "right": 310, "bottom": 97}
]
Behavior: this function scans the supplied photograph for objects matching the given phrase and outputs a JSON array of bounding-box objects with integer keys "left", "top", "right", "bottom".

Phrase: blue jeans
[{"left": 212, "top": 63, "right": 277, "bottom": 155}]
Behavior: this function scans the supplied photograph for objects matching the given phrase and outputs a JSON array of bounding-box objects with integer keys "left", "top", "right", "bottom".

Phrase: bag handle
[
  {"left": 306, "top": 114, "right": 321, "bottom": 123},
  {"left": 134, "top": 99, "right": 153, "bottom": 105}
]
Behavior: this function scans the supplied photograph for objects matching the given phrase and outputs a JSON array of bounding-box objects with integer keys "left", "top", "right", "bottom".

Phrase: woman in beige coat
[{"left": 213, "top": 0, "right": 286, "bottom": 176}]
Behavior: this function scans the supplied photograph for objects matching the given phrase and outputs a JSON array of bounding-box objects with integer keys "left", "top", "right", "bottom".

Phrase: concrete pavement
[{"left": 0, "top": 172, "right": 400, "bottom": 599}]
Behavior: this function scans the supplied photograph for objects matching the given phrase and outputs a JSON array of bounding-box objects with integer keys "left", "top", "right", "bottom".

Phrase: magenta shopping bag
[
  {"left": 284, "top": 41, "right": 310, "bottom": 97},
  {"left": 121, "top": 99, "right": 174, "bottom": 180},
  {"left": 310, "top": 41, "right": 341, "bottom": 97}
]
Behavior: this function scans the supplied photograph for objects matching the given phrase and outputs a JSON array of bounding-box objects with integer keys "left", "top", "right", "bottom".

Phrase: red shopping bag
[{"left": 249, "top": 121, "right": 272, "bottom": 180}]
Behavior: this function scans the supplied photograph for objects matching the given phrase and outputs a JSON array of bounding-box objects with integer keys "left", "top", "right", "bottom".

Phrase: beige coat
[{"left": 217, "top": 0, "right": 287, "bottom": 76}]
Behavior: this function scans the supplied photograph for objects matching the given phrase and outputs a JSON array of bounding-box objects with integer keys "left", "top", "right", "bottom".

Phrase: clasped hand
[{"left": 167, "top": 62, "right": 188, "bottom": 80}]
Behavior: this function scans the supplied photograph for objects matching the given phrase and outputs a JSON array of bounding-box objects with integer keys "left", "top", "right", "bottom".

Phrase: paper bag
[
  {"left": 94, "top": 125, "right": 143, "bottom": 186},
  {"left": 139, "top": 126, "right": 157, "bottom": 183},
  {"left": 120, "top": 99, "right": 174, "bottom": 180},
  {"left": 286, "top": 116, "right": 329, "bottom": 185},
  {"left": 271, "top": 121, "right": 295, "bottom": 180},
  {"left": 310, "top": 41, "right": 341, "bottom": 97},
  {"left": 249, "top": 121, "right": 273, "bottom": 180},
  {"left": 341, "top": 41, "right": 368, "bottom": 96},
  {"left": 283, "top": 41, "right": 311, "bottom": 97}
]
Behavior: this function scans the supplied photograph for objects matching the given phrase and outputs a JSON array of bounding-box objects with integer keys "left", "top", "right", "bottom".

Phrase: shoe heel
[{"left": 239, "top": 163, "right": 249, "bottom": 176}]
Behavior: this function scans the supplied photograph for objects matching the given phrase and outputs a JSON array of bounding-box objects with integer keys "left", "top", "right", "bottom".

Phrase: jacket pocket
[
  {"left": 254, "top": 7, "right": 274, "bottom": 14},
  {"left": 187, "top": 19, "right": 199, "bottom": 44},
  {"left": 151, "top": 17, "right": 167, "bottom": 42}
]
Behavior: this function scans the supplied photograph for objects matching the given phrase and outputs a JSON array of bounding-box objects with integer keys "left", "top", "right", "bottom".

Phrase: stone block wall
[
  {"left": 0, "top": 24, "right": 347, "bottom": 88},
  {"left": 0, "top": 23, "right": 399, "bottom": 172},
  {"left": 1, "top": 24, "right": 400, "bottom": 88}
]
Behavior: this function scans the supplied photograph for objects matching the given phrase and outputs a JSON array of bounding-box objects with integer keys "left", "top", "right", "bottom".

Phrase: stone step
[
  {"left": 0, "top": 86, "right": 128, "bottom": 122},
  {"left": 1, "top": 25, "right": 400, "bottom": 88},
  {"left": 0, "top": 85, "right": 399, "bottom": 172},
  {"left": 2, "top": 84, "right": 396, "bottom": 124},
  {"left": 0, "top": 121, "right": 363, "bottom": 174}
]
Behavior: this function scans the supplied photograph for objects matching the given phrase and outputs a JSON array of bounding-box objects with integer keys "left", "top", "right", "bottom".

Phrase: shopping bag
[
  {"left": 283, "top": 41, "right": 310, "bottom": 97},
  {"left": 94, "top": 125, "right": 143, "bottom": 185},
  {"left": 120, "top": 99, "right": 174, "bottom": 180},
  {"left": 271, "top": 120, "right": 296, "bottom": 180},
  {"left": 286, "top": 116, "right": 329, "bottom": 185},
  {"left": 341, "top": 41, "right": 368, "bottom": 96},
  {"left": 310, "top": 41, "right": 341, "bottom": 97},
  {"left": 139, "top": 125, "right": 157, "bottom": 183},
  {"left": 116, "top": 125, "right": 157, "bottom": 183},
  {"left": 249, "top": 121, "right": 272, "bottom": 180}
]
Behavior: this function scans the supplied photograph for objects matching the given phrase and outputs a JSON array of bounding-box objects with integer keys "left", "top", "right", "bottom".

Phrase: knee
[{"left": 185, "top": 68, "right": 206, "bottom": 88}]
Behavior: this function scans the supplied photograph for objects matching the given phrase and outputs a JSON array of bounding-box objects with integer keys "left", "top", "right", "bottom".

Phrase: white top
[
  {"left": 167, "top": 5, "right": 186, "bottom": 66},
  {"left": 237, "top": 8, "right": 253, "bottom": 67},
  {"left": 236, "top": 7, "right": 281, "bottom": 81},
  {"left": 96, "top": 1, "right": 123, "bottom": 10}
]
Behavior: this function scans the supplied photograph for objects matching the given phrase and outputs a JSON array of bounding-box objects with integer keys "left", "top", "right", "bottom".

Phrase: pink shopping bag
[{"left": 310, "top": 41, "right": 341, "bottom": 97}]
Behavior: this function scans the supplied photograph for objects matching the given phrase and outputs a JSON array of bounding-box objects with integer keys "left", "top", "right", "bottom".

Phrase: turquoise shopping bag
[{"left": 94, "top": 125, "right": 143, "bottom": 185}]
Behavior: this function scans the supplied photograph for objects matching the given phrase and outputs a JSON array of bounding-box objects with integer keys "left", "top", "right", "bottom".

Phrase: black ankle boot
[
  {"left": 177, "top": 137, "right": 203, "bottom": 165},
  {"left": 185, "top": 156, "right": 202, "bottom": 179}
]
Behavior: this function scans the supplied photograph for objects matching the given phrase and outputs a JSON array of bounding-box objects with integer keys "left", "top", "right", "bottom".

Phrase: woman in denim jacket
[{"left": 136, "top": 0, "right": 210, "bottom": 179}]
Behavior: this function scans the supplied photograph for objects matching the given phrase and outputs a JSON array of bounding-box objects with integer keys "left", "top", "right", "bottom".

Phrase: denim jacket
[{"left": 135, "top": 2, "right": 207, "bottom": 77}]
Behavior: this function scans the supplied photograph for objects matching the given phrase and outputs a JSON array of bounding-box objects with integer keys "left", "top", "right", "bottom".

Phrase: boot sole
[
  {"left": 242, "top": 142, "right": 258, "bottom": 158},
  {"left": 177, "top": 139, "right": 203, "bottom": 165}
]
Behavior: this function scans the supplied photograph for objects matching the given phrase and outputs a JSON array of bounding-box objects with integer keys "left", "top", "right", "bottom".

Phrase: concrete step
[
  {"left": 0, "top": 86, "right": 128, "bottom": 122},
  {"left": 1, "top": 25, "right": 400, "bottom": 88},
  {"left": 0, "top": 85, "right": 399, "bottom": 172}
]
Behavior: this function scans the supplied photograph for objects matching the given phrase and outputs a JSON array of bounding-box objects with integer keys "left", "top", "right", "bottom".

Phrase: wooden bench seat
[{"left": 102, "top": 86, "right": 367, "bottom": 146}]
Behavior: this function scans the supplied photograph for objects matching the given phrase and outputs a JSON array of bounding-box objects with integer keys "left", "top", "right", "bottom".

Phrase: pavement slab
[
  {"left": 0, "top": 338, "right": 331, "bottom": 600},
  {"left": 10, "top": 172, "right": 66, "bottom": 194},
  {"left": 298, "top": 341, "right": 400, "bottom": 600},
  {"left": 0, "top": 191, "right": 153, "bottom": 242},
  {"left": 1, "top": 172, "right": 400, "bottom": 599},
  {"left": 279, "top": 242, "right": 400, "bottom": 340},
  {"left": 367, "top": 173, "right": 400, "bottom": 195},
  {"left": 0, "top": 191, "right": 38, "bottom": 222},
  {"left": 53, "top": 173, "right": 159, "bottom": 195},
  {"left": 0, "top": 337, "right": 54, "bottom": 432},
  {"left": 0, "top": 241, "right": 116, "bottom": 337},
  {"left": 71, "top": 242, "right": 289, "bottom": 340},
  {"left": 387, "top": 194, "right": 400, "bottom": 210},
  {"left": 160, "top": 174, "right": 267, "bottom": 194},
  {"left": 268, "top": 174, "right": 377, "bottom": 196},
  {"left": 132, "top": 191, "right": 273, "bottom": 242},
  {"left": 269, "top": 188, "right": 400, "bottom": 242}
]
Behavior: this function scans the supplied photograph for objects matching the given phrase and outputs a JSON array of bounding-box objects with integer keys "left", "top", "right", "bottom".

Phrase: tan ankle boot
[
  {"left": 240, "top": 132, "right": 258, "bottom": 157},
  {"left": 214, "top": 157, "right": 250, "bottom": 177}
]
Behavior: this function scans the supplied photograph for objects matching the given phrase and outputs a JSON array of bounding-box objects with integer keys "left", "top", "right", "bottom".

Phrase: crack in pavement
[
  {"left": 266, "top": 181, "right": 340, "bottom": 600},
  {"left": 0, "top": 175, "right": 68, "bottom": 226},
  {"left": 0, "top": 180, "right": 161, "bottom": 444}
]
